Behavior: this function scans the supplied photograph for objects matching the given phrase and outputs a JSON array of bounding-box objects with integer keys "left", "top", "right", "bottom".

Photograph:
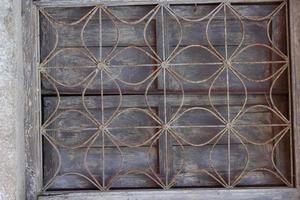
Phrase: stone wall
[{"left": 0, "top": 0, "right": 25, "bottom": 199}]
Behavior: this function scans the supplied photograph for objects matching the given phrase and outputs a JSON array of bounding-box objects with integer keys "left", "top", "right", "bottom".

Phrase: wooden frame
[{"left": 23, "top": 0, "right": 300, "bottom": 199}]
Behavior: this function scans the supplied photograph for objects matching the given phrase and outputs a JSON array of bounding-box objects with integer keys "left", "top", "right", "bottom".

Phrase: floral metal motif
[{"left": 39, "top": 1, "right": 292, "bottom": 191}]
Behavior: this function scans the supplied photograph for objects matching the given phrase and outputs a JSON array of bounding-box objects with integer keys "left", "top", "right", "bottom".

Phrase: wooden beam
[
  {"left": 39, "top": 188, "right": 298, "bottom": 200},
  {"left": 33, "top": 0, "right": 286, "bottom": 8},
  {"left": 289, "top": 0, "right": 300, "bottom": 189},
  {"left": 23, "top": 0, "right": 43, "bottom": 199}
]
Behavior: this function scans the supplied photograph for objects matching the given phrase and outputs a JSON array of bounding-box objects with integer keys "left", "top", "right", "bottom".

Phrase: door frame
[{"left": 23, "top": 0, "right": 300, "bottom": 199}]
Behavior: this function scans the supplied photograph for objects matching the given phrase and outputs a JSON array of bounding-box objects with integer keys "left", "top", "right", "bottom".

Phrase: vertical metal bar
[
  {"left": 156, "top": 4, "right": 169, "bottom": 189},
  {"left": 224, "top": 4, "right": 231, "bottom": 186},
  {"left": 101, "top": 71, "right": 105, "bottom": 187},
  {"left": 98, "top": 6, "right": 106, "bottom": 188},
  {"left": 161, "top": 6, "right": 166, "bottom": 62},
  {"left": 97, "top": 6, "right": 106, "bottom": 188},
  {"left": 99, "top": 7, "right": 102, "bottom": 61},
  {"left": 160, "top": 5, "right": 169, "bottom": 187},
  {"left": 224, "top": 4, "right": 228, "bottom": 61}
]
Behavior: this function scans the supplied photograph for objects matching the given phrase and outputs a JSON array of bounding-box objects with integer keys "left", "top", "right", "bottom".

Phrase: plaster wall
[{"left": 0, "top": 0, "right": 25, "bottom": 199}]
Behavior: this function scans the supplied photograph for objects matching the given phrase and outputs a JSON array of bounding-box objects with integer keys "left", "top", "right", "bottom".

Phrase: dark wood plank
[
  {"left": 39, "top": 34, "right": 287, "bottom": 94},
  {"left": 172, "top": 143, "right": 283, "bottom": 187},
  {"left": 45, "top": 145, "right": 160, "bottom": 190},
  {"left": 42, "top": 93, "right": 290, "bottom": 189}
]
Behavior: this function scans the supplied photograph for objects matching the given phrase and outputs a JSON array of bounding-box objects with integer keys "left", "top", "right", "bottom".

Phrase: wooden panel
[
  {"left": 41, "top": 6, "right": 157, "bottom": 47},
  {"left": 40, "top": 47, "right": 287, "bottom": 94},
  {"left": 167, "top": 20, "right": 270, "bottom": 46},
  {"left": 39, "top": 1, "right": 292, "bottom": 192},
  {"left": 40, "top": 3, "right": 288, "bottom": 94},
  {"left": 173, "top": 144, "right": 282, "bottom": 187},
  {"left": 40, "top": 47, "right": 159, "bottom": 94},
  {"left": 44, "top": 145, "right": 159, "bottom": 190},
  {"left": 43, "top": 95, "right": 161, "bottom": 190},
  {"left": 43, "top": 93, "right": 291, "bottom": 189}
]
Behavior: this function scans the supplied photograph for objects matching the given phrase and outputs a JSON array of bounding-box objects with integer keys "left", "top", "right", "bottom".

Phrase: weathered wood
[
  {"left": 21, "top": 0, "right": 300, "bottom": 199},
  {"left": 40, "top": 4, "right": 274, "bottom": 47},
  {"left": 44, "top": 145, "right": 159, "bottom": 190},
  {"left": 38, "top": 188, "right": 298, "bottom": 200},
  {"left": 39, "top": 4, "right": 287, "bottom": 95},
  {"left": 40, "top": 45, "right": 287, "bottom": 94},
  {"left": 34, "top": 0, "right": 287, "bottom": 8},
  {"left": 290, "top": 0, "right": 300, "bottom": 189},
  {"left": 172, "top": 144, "right": 286, "bottom": 187},
  {"left": 23, "top": 0, "right": 43, "bottom": 200},
  {"left": 42, "top": 93, "right": 290, "bottom": 189},
  {"left": 171, "top": 4, "right": 283, "bottom": 18}
]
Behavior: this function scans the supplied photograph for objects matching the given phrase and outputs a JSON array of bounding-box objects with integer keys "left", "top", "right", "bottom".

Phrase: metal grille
[{"left": 39, "top": 1, "right": 293, "bottom": 191}]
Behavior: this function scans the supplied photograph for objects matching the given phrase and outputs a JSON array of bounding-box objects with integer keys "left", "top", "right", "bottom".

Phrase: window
[{"left": 39, "top": 1, "right": 293, "bottom": 192}]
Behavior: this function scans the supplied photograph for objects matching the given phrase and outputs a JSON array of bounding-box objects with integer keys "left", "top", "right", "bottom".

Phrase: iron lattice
[{"left": 39, "top": 1, "right": 293, "bottom": 191}]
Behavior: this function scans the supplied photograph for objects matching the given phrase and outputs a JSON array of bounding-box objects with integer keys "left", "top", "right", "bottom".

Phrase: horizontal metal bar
[
  {"left": 39, "top": 188, "right": 298, "bottom": 200},
  {"left": 34, "top": 0, "right": 286, "bottom": 8}
]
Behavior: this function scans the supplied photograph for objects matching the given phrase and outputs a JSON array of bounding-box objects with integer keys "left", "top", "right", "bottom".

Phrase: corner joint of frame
[
  {"left": 158, "top": 1, "right": 169, "bottom": 7},
  {"left": 222, "top": 0, "right": 231, "bottom": 5},
  {"left": 95, "top": 4, "right": 104, "bottom": 9},
  {"left": 37, "top": 6, "right": 45, "bottom": 13}
]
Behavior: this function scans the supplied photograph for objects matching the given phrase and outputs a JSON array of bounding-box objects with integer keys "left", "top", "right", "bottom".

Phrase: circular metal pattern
[{"left": 39, "top": 2, "right": 292, "bottom": 191}]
